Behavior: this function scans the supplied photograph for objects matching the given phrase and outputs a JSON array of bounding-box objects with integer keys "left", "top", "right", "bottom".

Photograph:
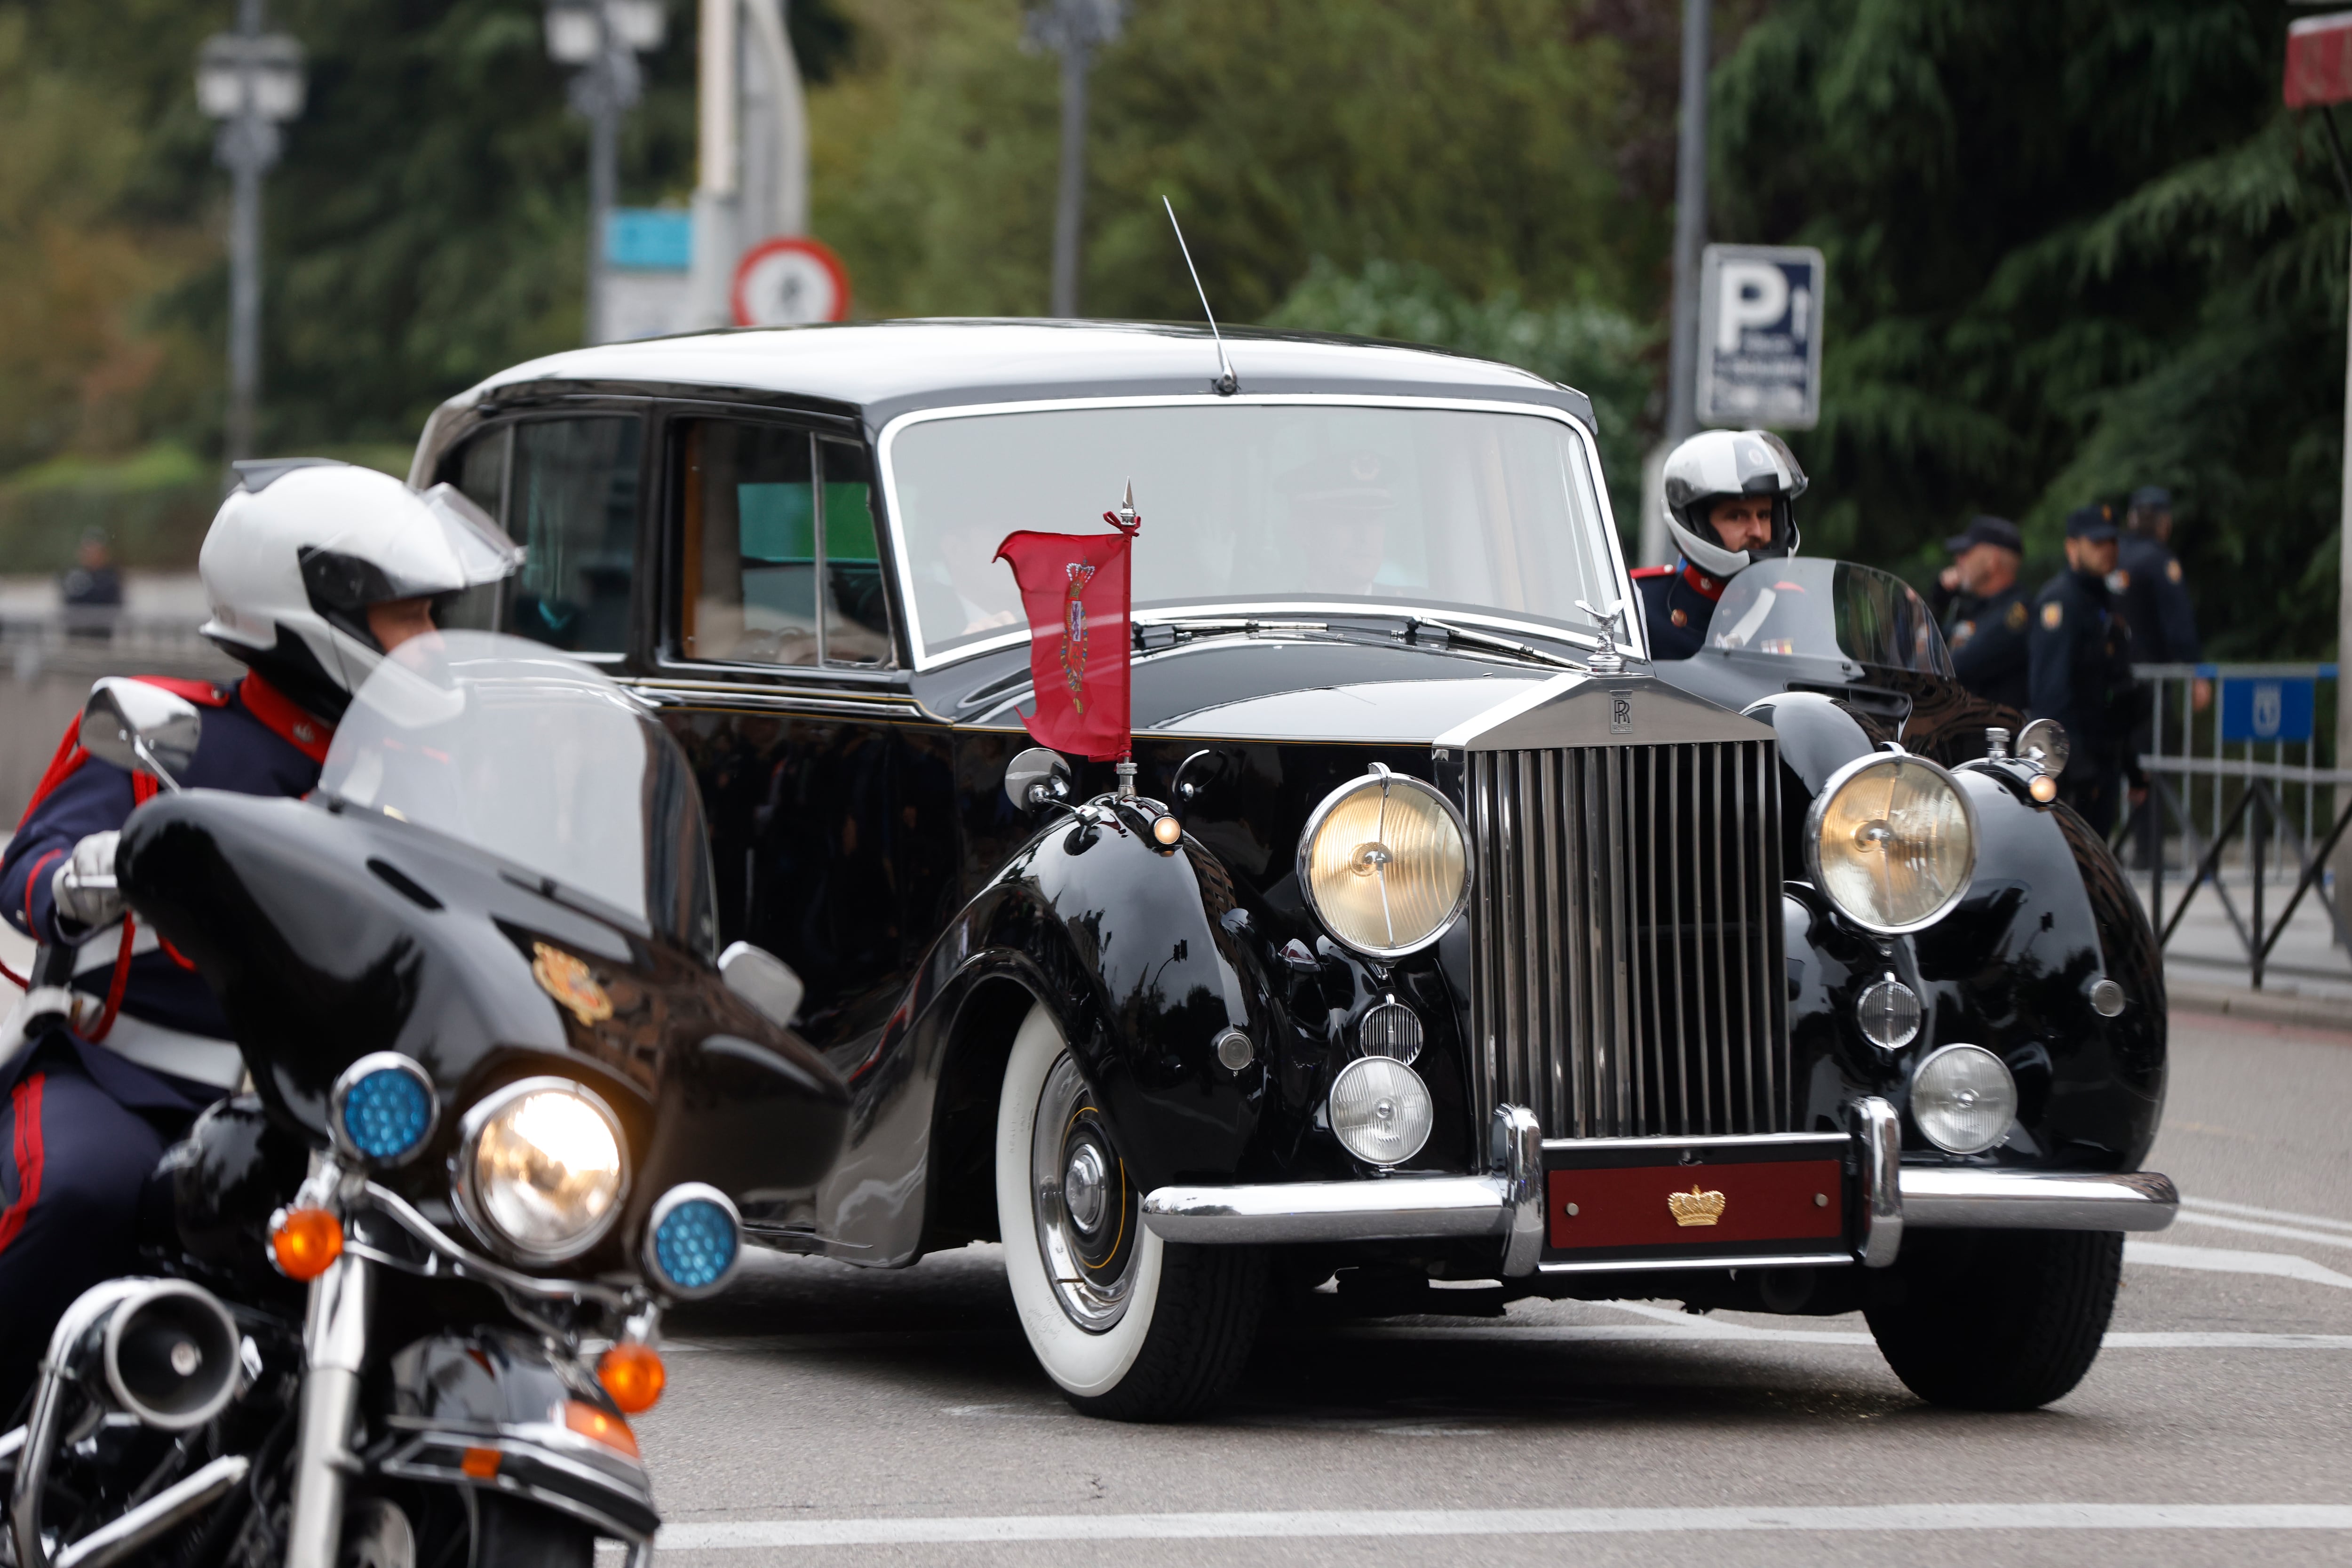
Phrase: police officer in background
[
  {"left": 1930, "top": 514, "right": 2030, "bottom": 712},
  {"left": 1634, "top": 429, "right": 1808, "bottom": 659},
  {"left": 0, "top": 461, "right": 521, "bottom": 1413},
  {"left": 2118, "top": 485, "right": 2206, "bottom": 863},
  {"left": 2029, "top": 503, "right": 2141, "bottom": 836}
]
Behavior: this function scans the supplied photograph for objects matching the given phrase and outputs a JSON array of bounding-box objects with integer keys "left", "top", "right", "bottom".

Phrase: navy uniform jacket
[
  {"left": 1632, "top": 560, "right": 1732, "bottom": 661},
  {"left": 2028, "top": 569, "right": 2137, "bottom": 764},
  {"left": 0, "top": 673, "right": 328, "bottom": 1095},
  {"left": 2116, "top": 536, "right": 2201, "bottom": 664},
  {"left": 1942, "top": 583, "right": 2032, "bottom": 712}
]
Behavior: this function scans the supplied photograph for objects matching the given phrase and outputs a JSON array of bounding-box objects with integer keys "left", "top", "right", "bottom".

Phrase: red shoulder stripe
[
  {"left": 1629, "top": 565, "right": 1673, "bottom": 580},
  {"left": 236, "top": 672, "right": 333, "bottom": 764}
]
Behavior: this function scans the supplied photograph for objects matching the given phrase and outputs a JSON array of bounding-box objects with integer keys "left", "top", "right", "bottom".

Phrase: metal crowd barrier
[
  {"left": 0, "top": 612, "right": 231, "bottom": 683},
  {"left": 2131, "top": 662, "right": 2352, "bottom": 988}
]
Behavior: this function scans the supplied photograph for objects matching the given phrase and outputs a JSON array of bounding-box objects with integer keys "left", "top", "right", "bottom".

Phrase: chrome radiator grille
[{"left": 1464, "top": 741, "right": 1788, "bottom": 1139}]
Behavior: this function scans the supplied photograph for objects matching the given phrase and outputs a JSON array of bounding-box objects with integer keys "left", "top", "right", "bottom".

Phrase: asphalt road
[{"left": 621, "top": 1009, "right": 2352, "bottom": 1567}]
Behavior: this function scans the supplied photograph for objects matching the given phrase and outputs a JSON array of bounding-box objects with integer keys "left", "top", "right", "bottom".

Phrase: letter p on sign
[{"left": 1715, "top": 261, "right": 1789, "bottom": 352}]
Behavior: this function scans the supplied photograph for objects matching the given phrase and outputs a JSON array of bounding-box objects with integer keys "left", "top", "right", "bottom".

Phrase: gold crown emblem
[
  {"left": 532, "top": 942, "right": 614, "bottom": 1027},
  {"left": 1668, "top": 1184, "right": 1726, "bottom": 1227}
]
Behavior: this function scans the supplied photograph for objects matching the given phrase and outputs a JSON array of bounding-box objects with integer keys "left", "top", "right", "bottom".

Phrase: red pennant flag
[{"left": 994, "top": 506, "right": 1141, "bottom": 763}]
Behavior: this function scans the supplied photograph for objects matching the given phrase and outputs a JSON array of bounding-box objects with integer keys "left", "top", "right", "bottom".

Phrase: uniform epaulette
[{"left": 1629, "top": 565, "right": 1672, "bottom": 580}]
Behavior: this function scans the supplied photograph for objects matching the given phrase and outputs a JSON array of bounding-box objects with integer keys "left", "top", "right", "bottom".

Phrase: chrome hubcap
[{"left": 1031, "top": 1053, "right": 1139, "bottom": 1333}]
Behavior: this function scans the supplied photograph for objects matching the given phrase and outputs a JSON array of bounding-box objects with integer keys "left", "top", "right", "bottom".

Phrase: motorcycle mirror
[
  {"left": 1005, "top": 748, "right": 1073, "bottom": 813},
  {"left": 79, "top": 677, "right": 203, "bottom": 791},
  {"left": 719, "top": 941, "right": 804, "bottom": 1028}
]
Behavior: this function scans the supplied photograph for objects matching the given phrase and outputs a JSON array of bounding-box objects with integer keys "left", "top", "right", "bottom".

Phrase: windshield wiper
[{"left": 1403, "top": 615, "right": 1589, "bottom": 671}]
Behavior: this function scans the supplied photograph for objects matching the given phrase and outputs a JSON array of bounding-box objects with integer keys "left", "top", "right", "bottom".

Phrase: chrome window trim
[{"left": 874, "top": 393, "right": 1635, "bottom": 674}]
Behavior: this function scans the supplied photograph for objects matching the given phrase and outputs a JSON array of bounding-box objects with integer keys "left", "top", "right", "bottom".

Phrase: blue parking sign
[
  {"left": 2219, "top": 678, "right": 2315, "bottom": 742},
  {"left": 1697, "top": 244, "right": 1825, "bottom": 430}
]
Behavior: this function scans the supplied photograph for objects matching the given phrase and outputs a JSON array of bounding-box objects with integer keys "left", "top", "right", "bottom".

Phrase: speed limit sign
[{"left": 731, "top": 237, "right": 851, "bottom": 326}]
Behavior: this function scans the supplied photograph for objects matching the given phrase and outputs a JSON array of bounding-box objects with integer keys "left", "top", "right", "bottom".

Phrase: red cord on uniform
[{"left": 83, "top": 914, "right": 136, "bottom": 1044}]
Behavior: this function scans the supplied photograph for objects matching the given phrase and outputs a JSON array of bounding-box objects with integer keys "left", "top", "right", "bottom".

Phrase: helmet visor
[{"left": 302, "top": 484, "right": 525, "bottom": 612}]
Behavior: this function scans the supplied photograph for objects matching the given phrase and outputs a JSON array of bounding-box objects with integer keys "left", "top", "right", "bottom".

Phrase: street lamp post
[
  {"left": 195, "top": 0, "right": 304, "bottom": 465},
  {"left": 1026, "top": 0, "right": 1123, "bottom": 319},
  {"left": 548, "top": 0, "right": 668, "bottom": 345}
]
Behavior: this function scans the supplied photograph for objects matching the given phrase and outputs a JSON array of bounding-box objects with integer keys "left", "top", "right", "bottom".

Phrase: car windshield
[
  {"left": 884, "top": 402, "right": 1620, "bottom": 663},
  {"left": 315, "top": 630, "right": 717, "bottom": 952},
  {"left": 1704, "top": 558, "right": 1954, "bottom": 677}
]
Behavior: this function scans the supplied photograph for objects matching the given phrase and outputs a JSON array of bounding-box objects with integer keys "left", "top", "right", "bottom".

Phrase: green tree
[{"left": 1712, "top": 0, "right": 2344, "bottom": 656}]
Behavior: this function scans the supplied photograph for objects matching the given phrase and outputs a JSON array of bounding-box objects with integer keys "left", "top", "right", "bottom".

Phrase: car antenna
[{"left": 1163, "top": 195, "right": 1238, "bottom": 396}]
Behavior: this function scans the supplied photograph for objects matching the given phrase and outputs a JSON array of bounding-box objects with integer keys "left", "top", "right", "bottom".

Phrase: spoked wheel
[{"left": 994, "top": 1003, "right": 1263, "bottom": 1421}]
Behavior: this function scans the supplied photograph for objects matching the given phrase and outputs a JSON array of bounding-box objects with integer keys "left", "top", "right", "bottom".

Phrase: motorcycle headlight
[
  {"left": 1804, "top": 752, "right": 1978, "bottom": 934},
  {"left": 1297, "top": 767, "right": 1470, "bottom": 958},
  {"left": 456, "top": 1078, "right": 628, "bottom": 1264}
]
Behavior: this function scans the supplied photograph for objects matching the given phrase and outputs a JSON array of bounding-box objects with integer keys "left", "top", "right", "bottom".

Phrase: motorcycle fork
[{"left": 285, "top": 1251, "right": 372, "bottom": 1568}]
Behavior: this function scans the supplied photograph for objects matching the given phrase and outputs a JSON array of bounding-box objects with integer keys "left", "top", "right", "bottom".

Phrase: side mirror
[
  {"left": 80, "top": 678, "right": 202, "bottom": 791},
  {"left": 719, "top": 941, "right": 804, "bottom": 1029},
  {"left": 2016, "top": 717, "right": 2070, "bottom": 777},
  {"left": 1004, "top": 747, "right": 1073, "bottom": 813}
]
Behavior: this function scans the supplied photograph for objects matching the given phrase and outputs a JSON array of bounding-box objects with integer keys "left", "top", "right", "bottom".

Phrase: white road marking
[
  {"left": 640, "top": 1503, "right": 2352, "bottom": 1551},
  {"left": 1343, "top": 1323, "right": 2352, "bottom": 1350},
  {"left": 2170, "top": 1211, "right": 2352, "bottom": 1252},
  {"left": 2126, "top": 1240, "right": 2352, "bottom": 1289},
  {"left": 2181, "top": 1196, "right": 2352, "bottom": 1234}
]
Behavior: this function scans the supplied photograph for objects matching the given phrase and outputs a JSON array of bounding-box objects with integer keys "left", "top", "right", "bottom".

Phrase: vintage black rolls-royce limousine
[{"left": 406, "top": 320, "right": 2174, "bottom": 1420}]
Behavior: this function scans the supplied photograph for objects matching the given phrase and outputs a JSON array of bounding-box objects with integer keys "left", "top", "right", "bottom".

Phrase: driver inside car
[
  {"left": 0, "top": 462, "right": 519, "bottom": 1416},
  {"left": 1633, "top": 429, "right": 1808, "bottom": 659},
  {"left": 1283, "top": 450, "right": 1395, "bottom": 599}
]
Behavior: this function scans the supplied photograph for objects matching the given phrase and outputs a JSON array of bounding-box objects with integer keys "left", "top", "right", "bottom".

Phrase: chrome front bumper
[{"left": 1136, "top": 1100, "right": 2177, "bottom": 1275}]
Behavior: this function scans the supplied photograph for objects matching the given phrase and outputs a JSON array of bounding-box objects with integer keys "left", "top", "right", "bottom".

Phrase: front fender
[
  {"left": 949, "top": 807, "right": 1272, "bottom": 1190},
  {"left": 378, "top": 1330, "right": 658, "bottom": 1542}
]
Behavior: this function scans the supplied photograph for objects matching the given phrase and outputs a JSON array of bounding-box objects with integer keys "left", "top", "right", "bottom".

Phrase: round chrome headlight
[
  {"left": 329, "top": 1052, "right": 437, "bottom": 1166},
  {"left": 457, "top": 1078, "right": 628, "bottom": 1264},
  {"left": 1297, "top": 767, "right": 1470, "bottom": 959},
  {"left": 1804, "top": 752, "right": 1978, "bottom": 933},
  {"left": 1855, "top": 977, "right": 1922, "bottom": 1051},
  {"left": 1327, "top": 1056, "right": 1433, "bottom": 1167},
  {"left": 1910, "top": 1044, "right": 2017, "bottom": 1155}
]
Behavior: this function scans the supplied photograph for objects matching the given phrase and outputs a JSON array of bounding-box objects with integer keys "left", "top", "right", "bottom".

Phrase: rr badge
[{"left": 1610, "top": 691, "right": 1633, "bottom": 735}]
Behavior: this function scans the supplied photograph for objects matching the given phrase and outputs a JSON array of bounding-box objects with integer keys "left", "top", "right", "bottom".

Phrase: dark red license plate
[{"left": 1546, "top": 1159, "right": 1846, "bottom": 1252}]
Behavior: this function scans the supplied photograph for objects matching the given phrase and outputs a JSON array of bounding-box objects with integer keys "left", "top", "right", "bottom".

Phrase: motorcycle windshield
[
  {"left": 1703, "top": 558, "right": 1954, "bottom": 678},
  {"left": 316, "top": 630, "right": 718, "bottom": 953}
]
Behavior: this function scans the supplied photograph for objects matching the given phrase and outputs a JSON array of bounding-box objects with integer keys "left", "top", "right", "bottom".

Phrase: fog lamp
[
  {"left": 1910, "top": 1043, "right": 2017, "bottom": 1154},
  {"left": 1854, "top": 978, "right": 1921, "bottom": 1051},
  {"left": 330, "top": 1052, "right": 437, "bottom": 1164},
  {"left": 645, "top": 1183, "right": 743, "bottom": 1298},
  {"left": 1327, "top": 1056, "right": 1433, "bottom": 1166}
]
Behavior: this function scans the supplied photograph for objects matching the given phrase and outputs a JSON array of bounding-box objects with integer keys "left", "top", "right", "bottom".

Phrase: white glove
[{"left": 50, "top": 830, "right": 124, "bottom": 934}]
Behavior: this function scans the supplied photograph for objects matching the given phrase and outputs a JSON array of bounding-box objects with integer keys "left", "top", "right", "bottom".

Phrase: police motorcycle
[{"left": 1, "top": 632, "right": 848, "bottom": 1567}]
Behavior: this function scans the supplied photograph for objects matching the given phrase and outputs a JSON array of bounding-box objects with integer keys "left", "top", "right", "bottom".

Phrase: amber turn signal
[
  {"left": 2028, "top": 773, "right": 2058, "bottom": 804},
  {"left": 1152, "top": 814, "right": 1181, "bottom": 846},
  {"left": 597, "top": 1342, "right": 666, "bottom": 1413},
  {"left": 563, "top": 1399, "right": 641, "bottom": 1458},
  {"left": 270, "top": 1207, "right": 344, "bottom": 1281}
]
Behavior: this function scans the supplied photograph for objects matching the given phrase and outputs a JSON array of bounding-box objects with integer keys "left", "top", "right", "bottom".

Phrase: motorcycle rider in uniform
[
  {"left": 2028, "top": 504, "right": 2141, "bottom": 837},
  {"left": 1930, "top": 514, "right": 2031, "bottom": 712},
  {"left": 1633, "top": 429, "right": 1808, "bottom": 660},
  {"left": 0, "top": 461, "right": 520, "bottom": 1413}
]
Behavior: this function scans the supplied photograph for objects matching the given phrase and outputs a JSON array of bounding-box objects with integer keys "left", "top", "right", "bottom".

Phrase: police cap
[
  {"left": 2066, "top": 503, "right": 2118, "bottom": 542},
  {"left": 1943, "top": 514, "right": 2022, "bottom": 555}
]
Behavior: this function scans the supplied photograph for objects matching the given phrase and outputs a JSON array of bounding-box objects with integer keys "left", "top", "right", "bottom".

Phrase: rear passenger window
[
  {"left": 433, "top": 416, "right": 642, "bottom": 653},
  {"left": 677, "top": 421, "right": 895, "bottom": 668}
]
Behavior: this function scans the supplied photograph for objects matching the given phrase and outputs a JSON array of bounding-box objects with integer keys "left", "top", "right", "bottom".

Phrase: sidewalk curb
[{"left": 2168, "top": 980, "right": 2352, "bottom": 1035}]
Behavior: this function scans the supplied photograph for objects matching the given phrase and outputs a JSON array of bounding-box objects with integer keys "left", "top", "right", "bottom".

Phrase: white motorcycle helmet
[
  {"left": 199, "top": 459, "right": 524, "bottom": 721},
  {"left": 1660, "top": 429, "right": 1809, "bottom": 579}
]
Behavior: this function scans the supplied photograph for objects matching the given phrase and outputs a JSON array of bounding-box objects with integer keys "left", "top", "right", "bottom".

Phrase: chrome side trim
[
  {"left": 1536, "top": 1251, "right": 1852, "bottom": 1276},
  {"left": 1493, "top": 1106, "right": 1545, "bottom": 1278},
  {"left": 1900, "top": 1168, "right": 2179, "bottom": 1231},
  {"left": 1858, "top": 1097, "right": 1903, "bottom": 1268},
  {"left": 1139, "top": 1176, "right": 1510, "bottom": 1244}
]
